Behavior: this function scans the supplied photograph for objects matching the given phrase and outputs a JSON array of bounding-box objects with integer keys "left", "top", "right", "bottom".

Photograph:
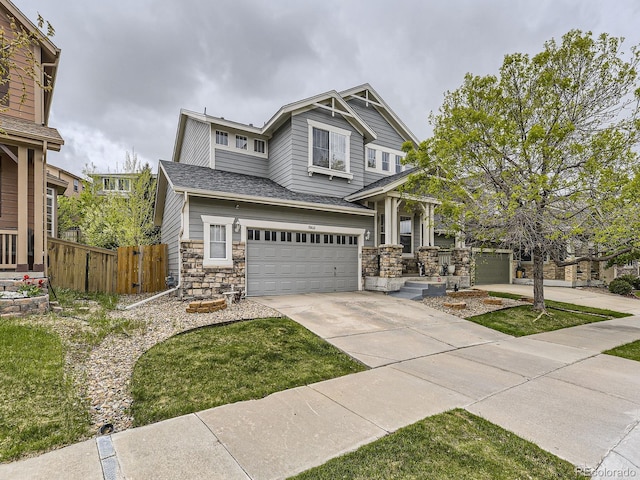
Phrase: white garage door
[{"left": 246, "top": 229, "right": 359, "bottom": 296}]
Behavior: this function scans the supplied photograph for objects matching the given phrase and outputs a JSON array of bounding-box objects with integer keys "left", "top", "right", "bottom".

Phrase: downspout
[{"left": 122, "top": 191, "right": 188, "bottom": 310}]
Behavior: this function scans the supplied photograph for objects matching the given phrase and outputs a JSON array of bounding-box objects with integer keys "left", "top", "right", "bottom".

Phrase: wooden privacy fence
[
  {"left": 117, "top": 244, "right": 168, "bottom": 295},
  {"left": 48, "top": 238, "right": 118, "bottom": 293}
]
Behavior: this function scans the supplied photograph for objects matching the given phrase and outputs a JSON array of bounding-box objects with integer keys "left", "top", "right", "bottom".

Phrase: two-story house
[
  {"left": 155, "top": 84, "right": 459, "bottom": 298},
  {"left": 0, "top": 0, "right": 63, "bottom": 273}
]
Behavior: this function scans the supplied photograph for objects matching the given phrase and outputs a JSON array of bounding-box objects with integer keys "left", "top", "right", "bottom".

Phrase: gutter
[{"left": 121, "top": 191, "right": 188, "bottom": 310}]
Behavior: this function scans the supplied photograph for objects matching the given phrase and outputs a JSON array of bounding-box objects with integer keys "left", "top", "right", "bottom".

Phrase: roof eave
[{"left": 171, "top": 185, "right": 374, "bottom": 216}]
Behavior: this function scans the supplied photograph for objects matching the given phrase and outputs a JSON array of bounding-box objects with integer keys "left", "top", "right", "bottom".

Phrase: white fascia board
[
  {"left": 340, "top": 84, "right": 420, "bottom": 146},
  {"left": 171, "top": 111, "right": 188, "bottom": 163},
  {"left": 174, "top": 186, "right": 375, "bottom": 216},
  {"left": 345, "top": 175, "right": 412, "bottom": 202},
  {"left": 181, "top": 109, "right": 264, "bottom": 136}
]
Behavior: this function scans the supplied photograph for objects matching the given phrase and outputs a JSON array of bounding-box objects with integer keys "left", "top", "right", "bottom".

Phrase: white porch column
[
  {"left": 390, "top": 197, "right": 399, "bottom": 245},
  {"left": 33, "top": 147, "right": 45, "bottom": 271},
  {"left": 17, "top": 146, "right": 28, "bottom": 270},
  {"left": 384, "top": 196, "right": 392, "bottom": 244},
  {"left": 429, "top": 204, "right": 435, "bottom": 247}
]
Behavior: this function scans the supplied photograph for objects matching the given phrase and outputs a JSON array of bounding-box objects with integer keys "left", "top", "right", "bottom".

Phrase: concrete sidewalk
[{"left": 2, "top": 291, "right": 640, "bottom": 479}]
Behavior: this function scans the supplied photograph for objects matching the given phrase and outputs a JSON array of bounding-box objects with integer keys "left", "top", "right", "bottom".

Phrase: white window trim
[
  {"left": 399, "top": 215, "right": 413, "bottom": 257},
  {"left": 201, "top": 215, "right": 234, "bottom": 267},
  {"left": 307, "top": 119, "right": 353, "bottom": 181},
  {"left": 211, "top": 127, "right": 268, "bottom": 159},
  {"left": 364, "top": 144, "right": 407, "bottom": 176}
]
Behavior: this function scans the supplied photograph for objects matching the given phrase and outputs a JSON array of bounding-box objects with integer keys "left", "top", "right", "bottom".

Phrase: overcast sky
[{"left": 15, "top": 0, "right": 640, "bottom": 176}]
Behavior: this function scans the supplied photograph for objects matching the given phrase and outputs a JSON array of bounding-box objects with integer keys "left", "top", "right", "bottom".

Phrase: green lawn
[
  {"left": 604, "top": 340, "right": 640, "bottom": 362},
  {"left": 130, "top": 317, "right": 366, "bottom": 426},
  {"left": 0, "top": 321, "right": 89, "bottom": 462},
  {"left": 289, "top": 409, "right": 585, "bottom": 480},
  {"left": 465, "top": 293, "right": 630, "bottom": 337}
]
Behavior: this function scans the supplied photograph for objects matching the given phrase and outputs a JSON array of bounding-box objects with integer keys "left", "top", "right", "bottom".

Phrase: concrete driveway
[{"left": 256, "top": 291, "right": 510, "bottom": 367}]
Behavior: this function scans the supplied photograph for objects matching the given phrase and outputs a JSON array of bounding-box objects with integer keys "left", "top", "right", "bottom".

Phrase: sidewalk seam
[{"left": 193, "top": 412, "right": 254, "bottom": 480}]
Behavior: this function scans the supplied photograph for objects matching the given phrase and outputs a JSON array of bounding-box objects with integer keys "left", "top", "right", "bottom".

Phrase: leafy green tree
[
  {"left": 404, "top": 30, "right": 640, "bottom": 311},
  {"left": 57, "top": 159, "right": 159, "bottom": 249}
]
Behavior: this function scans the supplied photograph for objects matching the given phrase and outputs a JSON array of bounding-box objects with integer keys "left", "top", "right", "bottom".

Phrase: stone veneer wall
[
  {"left": 0, "top": 277, "right": 50, "bottom": 317},
  {"left": 180, "top": 240, "right": 246, "bottom": 299},
  {"left": 378, "top": 245, "right": 403, "bottom": 278},
  {"left": 451, "top": 248, "right": 471, "bottom": 277},
  {"left": 361, "top": 246, "right": 379, "bottom": 277},
  {"left": 416, "top": 246, "right": 440, "bottom": 276}
]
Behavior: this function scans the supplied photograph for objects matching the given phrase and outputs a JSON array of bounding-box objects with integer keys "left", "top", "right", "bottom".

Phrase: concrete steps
[{"left": 388, "top": 281, "right": 446, "bottom": 301}]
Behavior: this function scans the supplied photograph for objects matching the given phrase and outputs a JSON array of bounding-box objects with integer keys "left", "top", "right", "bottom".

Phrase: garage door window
[{"left": 202, "top": 216, "right": 233, "bottom": 267}]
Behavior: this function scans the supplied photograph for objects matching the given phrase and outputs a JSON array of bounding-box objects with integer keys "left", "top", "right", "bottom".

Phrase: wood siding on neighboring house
[
  {"left": 179, "top": 117, "right": 210, "bottom": 167},
  {"left": 0, "top": 11, "right": 35, "bottom": 122},
  {"left": 268, "top": 119, "right": 293, "bottom": 188},
  {"left": 215, "top": 148, "right": 269, "bottom": 178},
  {"left": 160, "top": 189, "right": 183, "bottom": 277},
  {"left": 0, "top": 155, "right": 18, "bottom": 228},
  {"left": 188, "top": 197, "right": 375, "bottom": 247},
  {"left": 288, "top": 108, "right": 365, "bottom": 198}
]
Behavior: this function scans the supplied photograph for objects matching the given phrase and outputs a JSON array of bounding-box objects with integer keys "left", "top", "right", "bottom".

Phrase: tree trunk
[{"left": 532, "top": 245, "right": 546, "bottom": 311}]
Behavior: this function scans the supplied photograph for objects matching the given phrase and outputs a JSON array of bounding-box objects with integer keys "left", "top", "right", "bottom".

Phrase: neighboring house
[
  {"left": 45, "top": 164, "right": 83, "bottom": 239},
  {"left": 0, "top": 0, "right": 63, "bottom": 272},
  {"left": 155, "top": 84, "right": 456, "bottom": 298},
  {"left": 89, "top": 171, "right": 156, "bottom": 197}
]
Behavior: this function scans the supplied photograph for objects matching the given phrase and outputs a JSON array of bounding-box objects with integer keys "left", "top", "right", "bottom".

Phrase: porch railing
[
  {"left": 438, "top": 250, "right": 452, "bottom": 274},
  {"left": 0, "top": 229, "right": 17, "bottom": 269}
]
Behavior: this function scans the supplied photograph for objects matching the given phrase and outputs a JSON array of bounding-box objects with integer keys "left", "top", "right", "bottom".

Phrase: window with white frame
[
  {"left": 46, "top": 187, "right": 55, "bottom": 237},
  {"left": 379, "top": 214, "right": 385, "bottom": 245},
  {"left": 400, "top": 216, "right": 412, "bottom": 254},
  {"left": 308, "top": 120, "right": 352, "bottom": 178},
  {"left": 395, "top": 155, "right": 402, "bottom": 173},
  {"left": 73, "top": 179, "right": 79, "bottom": 192},
  {"left": 215, "top": 130, "right": 228, "bottom": 146},
  {"left": 202, "top": 216, "right": 233, "bottom": 267},
  {"left": 382, "top": 152, "right": 390, "bottom": 171},
  {"left": 254, "top": 139, "right": 265, "bottom": 153},
  {"left": 367, "top": 148, "right": 376, "bottom": 168},
  {"left": 236, "top": 135, "right": 248, "bottom": 150}
]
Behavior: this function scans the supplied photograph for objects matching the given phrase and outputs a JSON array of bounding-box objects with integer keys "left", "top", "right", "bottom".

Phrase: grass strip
[
  {"left": 130, "top": 317, "right": 366, "bottom": 426},
  {"left": 290, "top": 409, "right": 586, "bottom": 479},
  {"left": 604, "top": 340, "right": 640, "bottom": 362},
  {"left": 0, "top": 321, "right": 89, "bottom": 461}
]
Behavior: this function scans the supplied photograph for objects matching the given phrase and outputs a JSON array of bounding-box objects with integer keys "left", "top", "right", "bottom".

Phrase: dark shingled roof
[
  {"left": 349, "top": 167, "right": 415, "bottom": 196},
  {"left": 0, "top": 114, "right": 64, "bottom": 145},
  {"left": 160, "top": 160, "right": 370, "bottom": 210}
]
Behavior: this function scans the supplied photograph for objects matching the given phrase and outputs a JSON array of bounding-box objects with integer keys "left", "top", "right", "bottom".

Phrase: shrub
[
  {"left": 616, "top": 274, "right": 640, "bottom": 290},
  {"left": 609, "top": 278, "right": 633, "bottom": 296}
]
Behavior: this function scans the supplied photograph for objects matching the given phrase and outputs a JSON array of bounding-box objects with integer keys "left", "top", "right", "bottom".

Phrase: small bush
[
  {"left": 609, "top": 278, "right": 633, "bottom": 296},
  {"left": 616, "top": 274, "right": 640, "bottom": 290}
]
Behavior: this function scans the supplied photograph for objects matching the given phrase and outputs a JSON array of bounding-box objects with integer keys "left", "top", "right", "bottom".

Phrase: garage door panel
[
  {"left": 247, "top": 229, "right": 359, "bottom": 296},
  {"left": 475, "top": 253, "right": 510, "bottom": 285}
]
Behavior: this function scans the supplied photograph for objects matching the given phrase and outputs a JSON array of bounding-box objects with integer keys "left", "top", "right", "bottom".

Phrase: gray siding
[
  {"left": 268, "top": 120, "right": 293, "bottom": 188},
  {"left": 347, "top": 98, "right": 406, "bottom": 150},
  {"left": 161, "top": 189, "right": 184, "bottom": 278},
  {"left": 215, "top": 149, "right": 269, "bottom": 178},
  {"left": 288, "top": 109, "right": 365, "bottom": 197},
  {"left": 188, "top": 196, "right": 374, "bottom": 247},
  {"left": 179, "top": 118, "right": 210, "bottom": 167}
]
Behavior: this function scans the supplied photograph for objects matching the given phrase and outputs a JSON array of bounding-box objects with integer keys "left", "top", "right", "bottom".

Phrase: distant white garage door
[{"left": 246, "top": 229, "right": 359, "bottom": 296}]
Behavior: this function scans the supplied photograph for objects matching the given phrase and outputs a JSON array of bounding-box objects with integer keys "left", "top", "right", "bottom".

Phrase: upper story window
[
  {"left": 254, "top": 139, "right": 265, "bottom": 153},
  {"left": 102, "top": 177, "right": 131, "bottom": 193},
  {"left": 73, "top": 179, "right": 79, "bottom": 192},
  {"left": 307, "top": 119, "right": 353, "bottom": 181},
  {"left": 366, "top": 145, "right": 406, "bottom": 176},
  {"left": 236, "top": 135, "right": 248, "bottom": 150},
  {"left": 382, "top": 152, "right": 390, "bottom": 171},
  {"left": 215, "top": 130, "right": 228, "bottom": 146},
  {"left": 367, "top": 148, "right": 376, "bottom": 168}
]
